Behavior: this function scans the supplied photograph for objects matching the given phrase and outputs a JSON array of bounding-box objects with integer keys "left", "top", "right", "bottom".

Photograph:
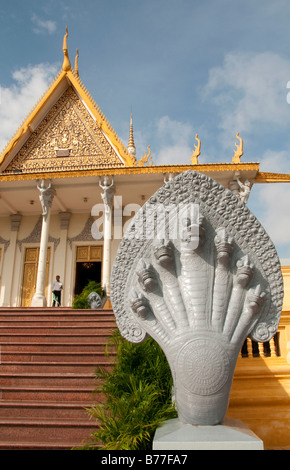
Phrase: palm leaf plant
[{"left": 80, "top": 329, "right": 177, "bottom": 450}]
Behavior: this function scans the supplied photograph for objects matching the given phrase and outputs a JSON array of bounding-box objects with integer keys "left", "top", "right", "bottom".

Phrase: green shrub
[
  {"left": 80, "top": 329, "right": 177, "bottom": 450},
  {"left": 72, "top": 280, "right": 103, "bottom": 309}
]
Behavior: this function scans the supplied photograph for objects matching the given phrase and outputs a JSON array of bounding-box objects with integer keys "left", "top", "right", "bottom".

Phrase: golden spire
[
  {"left": 127, "top": 113, "right": 136, "bottom": 157},
  {"left": 62, "top": 26, "right": 71, "bottom": 72},
  {"left": 74, "top": 48, "right": 79, "bottom": 77}
]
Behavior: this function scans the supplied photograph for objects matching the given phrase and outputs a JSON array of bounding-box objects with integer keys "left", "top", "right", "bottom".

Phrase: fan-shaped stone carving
[{"left": 110, "top": 170, "right": 283, "bottom": 425}]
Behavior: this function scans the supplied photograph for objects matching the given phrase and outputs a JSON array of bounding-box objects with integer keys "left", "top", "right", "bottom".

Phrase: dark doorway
[{"left": 74, "top": 261, "right": 102, "bottom": 295}]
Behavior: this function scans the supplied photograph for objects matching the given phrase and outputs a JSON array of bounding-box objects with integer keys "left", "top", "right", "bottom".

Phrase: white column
[
  {"left": 57, "top": 211, "right": 71, "bottom": 306},
  {"left": 99, "top": 176, "right": 114, "bottom": 298},
  {"left": 31, "top": 180, "right": 55, "bottom": 307},
  {"left": 2, "top": 214, "right": 22, "bottom": 306}
]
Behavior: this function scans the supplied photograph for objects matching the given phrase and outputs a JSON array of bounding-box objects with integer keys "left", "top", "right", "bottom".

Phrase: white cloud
[
  {"left": 203, "top": 51, "right": 290, "bottom": 259},
  {"left": 154, "top": 116, "right": 194, "bottom": 165},
  {"left": 31, "top": 14, "right": 56, "bottom": 35},
  {"left": 0, "top": 63, "right": 58, "bottom": 151},
  {"left": 251, "top": 183, "right": 290, "bottom": 256},
  {"left": 259, "top": 149, "right": 290, "bottom": 173},
  {"left": 203, "top": 51, "right": 290, "bottom": 149},
  {"left": 248, "top": 149, "right": 290, "bottom": 259},
  {"left": 121, "top": 115, "right": 196, "bottom": 166},
  {"left": 156, "top": 116, "right": 193, "bottom": 144}
]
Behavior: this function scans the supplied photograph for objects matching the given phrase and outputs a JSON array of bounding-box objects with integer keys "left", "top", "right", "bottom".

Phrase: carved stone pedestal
[{"left": 153, "top": 418, "right": 264, "bottom": 450}]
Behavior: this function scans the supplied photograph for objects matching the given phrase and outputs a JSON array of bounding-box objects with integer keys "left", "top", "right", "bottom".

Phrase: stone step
[
  {"left": 0, "top": 319, "right": 116, "bottom": 330},
  {"left": 0, "top": 385, "right": 101, "bottom": 402},
  {"left": 0, "top": 417, "right": 98, "bottom": 444},
  {"left": 0, "top": 307, "right": 110, "bottom": 313},
  {"left": 0, "top": 341, "right": 110, "bottom": 352},
  {"left": 0, "top": 372, "right": 97, "bottom": 387},
  {"left": 0, "top": 309, "right": 115, "bottom": 321},
  {"left": 0, "top": 315, "right": 114, "bottom": 321},
  {"left": 0, "top": 328, "right": 113, "bottom": 337},
  {"left": 0, "top": 351, "right": 115, "bottom": 362},
  {"left": 0, "top": 400, "right": 94, "bottom": 420},
  {"left": 0, "top": 307, "right": 114, "bottom": 450},
  {"left": 0, "top": 441, "right": 93, "bottom": 450},
  {"left": 0, "top": 361, "right": 112, "bottom": 374},
  {"left": 0, "top": 312, "right": 115, "bottom": 319}
]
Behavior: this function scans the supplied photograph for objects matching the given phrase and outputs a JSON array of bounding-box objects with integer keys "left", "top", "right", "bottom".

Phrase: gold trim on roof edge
[
  {"left": 0, "top": 162, "right": 260, "bottom": 182},
  {"left": 254, "top": 172, "right": 290, "bottom": 183}
]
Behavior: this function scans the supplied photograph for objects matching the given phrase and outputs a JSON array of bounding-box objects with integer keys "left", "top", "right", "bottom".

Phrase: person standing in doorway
[{"left": 52, "top": 275, "right": 63, "bottom": 307}]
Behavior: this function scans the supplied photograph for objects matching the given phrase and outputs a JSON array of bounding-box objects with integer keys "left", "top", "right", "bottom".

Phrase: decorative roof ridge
[{"left": 0, "top": 162, "right": 262, "bottom": 184}]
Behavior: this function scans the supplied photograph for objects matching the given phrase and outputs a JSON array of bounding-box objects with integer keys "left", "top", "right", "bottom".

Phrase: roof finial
[
  {"left": 127, "top": 113, "right": 136, "bottom": 158},
  {"left": 191, "top": 133, "right": 201, "bottom": 164},
  {"left": 62, "top": 26, "right": 71, "bottom": 72},
  {"left": 74, "top": 48, "right": 79, "bottom": 77},
  {"left": 232, "top": 132, "right": 243, "bottom": 163}
]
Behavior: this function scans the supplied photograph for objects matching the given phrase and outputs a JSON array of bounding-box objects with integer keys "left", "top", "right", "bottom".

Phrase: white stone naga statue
[{"left": 110, "top": 170, "right": 283, "bottom": 426}]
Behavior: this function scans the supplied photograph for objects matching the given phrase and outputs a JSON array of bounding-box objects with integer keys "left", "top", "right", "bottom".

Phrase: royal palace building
[{"left": 0, "top": 30, "right": 290, "bottom": 449}]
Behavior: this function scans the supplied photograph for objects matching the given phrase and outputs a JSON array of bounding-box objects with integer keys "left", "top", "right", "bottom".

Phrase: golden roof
[{"left": 0, "top": 28, "right": 136, "bottom": 175}]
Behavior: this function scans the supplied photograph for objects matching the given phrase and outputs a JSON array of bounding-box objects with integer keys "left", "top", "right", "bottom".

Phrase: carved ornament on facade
[
  {"left": 229, "top": 171, "right": 251, "bottom": 204},
  {"left": 37, "top": 179, "right": 55, "bottom": 217},
  {"left": 99, "top": 175, "right": 115, "bottom": 212},
  {"left": 67, "top": 216, "right": 98, "bottom": 248},
  {"left": 17, "top": 217, "right": 60, "bottom": 252},
  {"left": 232, "top": 132, "right": 243, "bottom": 163},
  {"left": 137, "top": 146, "right": 153, "bottom": 167},
  {"left": 4, "top": 87, "right": 123, "bottom": 175},
  {"left": 190, "top": 134, "right": 201, "bottom": 164},
  {"left": 0, "top": 237, "right": 10, "bottom": 253}
]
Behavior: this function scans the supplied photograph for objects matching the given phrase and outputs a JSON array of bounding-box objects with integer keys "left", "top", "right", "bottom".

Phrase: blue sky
[{"left": 0, "top": 0, "right": 290, "bottom": 259}]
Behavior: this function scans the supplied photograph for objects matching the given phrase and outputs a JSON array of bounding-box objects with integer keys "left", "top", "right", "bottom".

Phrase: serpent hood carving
[{"left": 110, "top": 170, "right": 283, "bottom": 425}]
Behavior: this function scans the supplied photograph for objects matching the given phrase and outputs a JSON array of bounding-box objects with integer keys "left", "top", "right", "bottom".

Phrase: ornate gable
[
  {"left": 3, "top": 87, "right": 125, "bottom": 175},
  {"left": 0, "top": 28, "right": 136, "bottom": 177}
]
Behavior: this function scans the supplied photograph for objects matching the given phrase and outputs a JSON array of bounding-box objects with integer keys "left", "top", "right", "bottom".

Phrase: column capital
[
  {"left": 99, "top": 175, "right": 115, "bottom": 211},
  {"left": 10, "top": 213, "right": 22, "bottom": 232},
  {"left": 37, "top": 179, "right": 55, "bottom": 218},
  {"left": 59, "top": 211, "right": 71, "bottom": 230}
]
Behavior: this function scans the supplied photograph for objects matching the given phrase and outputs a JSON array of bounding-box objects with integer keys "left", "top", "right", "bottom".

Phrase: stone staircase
[{"left": 0, "top": 307, "right": 116, "bottom": 450}]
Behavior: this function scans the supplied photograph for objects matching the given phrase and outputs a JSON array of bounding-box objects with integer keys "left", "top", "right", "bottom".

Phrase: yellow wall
[
  {"left": 282, "top": 266, "right": 290, "bottom": 310},
  {"left": 227, "top": 271, "right": 290, "bottom": 450}
]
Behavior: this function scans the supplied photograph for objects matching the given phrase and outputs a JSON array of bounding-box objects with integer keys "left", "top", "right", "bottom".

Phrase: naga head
[
  {"left": 130, "top": 290, "right": 152, "bottom": 320},
  {"left": 154, "top": 239, "right": 175, "bottom": 270},
  {"left": 236, "top": 255, "right": 254, "bottom": 287},
  {"left": 214, "top": 228, "right": 234, "bottom": 266},
  {"left": 137, "top": 260, "right": 159, "bottom": 293}
]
